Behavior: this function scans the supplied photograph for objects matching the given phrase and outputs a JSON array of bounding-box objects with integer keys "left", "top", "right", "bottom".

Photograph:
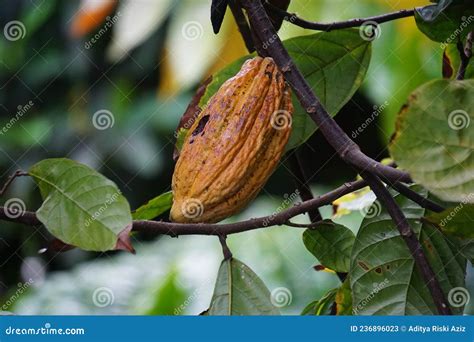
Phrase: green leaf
[
  {"left": 284, "top": 29, "right": 371, "bottom": 149},
  {"left": 199, "top": 29, "right": 371, "bottom": 150},
  {"left": 415, "top": 1, "right": 474, "bottom": 42},
  {"left": 30, "top": 158, "right": 133, "bottom": 252},
  {"left": 426, "top": 204, "right": 474, "bottom": 239},
  {"left": 145, "top": 268, "right": 187, "bottom": 315},
  {"left": 207, "top": 258, "right": 280, "bottom": 315},
  {"left": 335, "top": 278, "right": 353, "bottom": 315},
  {"left": 390, "top": 79, "right": 474, "bottom": 203},
  {"left": 303, "top": 220, "right": 355, "bottom": 273},
  {"left": 444, "top": 44, "right": 474, "bottom": 79},
  {"left": 301, "top": 288, "right": 337, "bottom": 315},
  {"left": 350, "top": 186, "right": 466, "bottom": 315},
  {"left": 132, "top": 191, "right": 173, "bottom": 220}
]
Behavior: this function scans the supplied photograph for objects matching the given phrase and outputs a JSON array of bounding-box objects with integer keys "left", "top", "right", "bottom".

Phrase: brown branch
[
  {"left": 287, "top": 152, "right": 322, "bottom": 222},
  {"left": 361, "top": 172, "right": 451, "bottom": 315},
  {"left": 239, "top": 0, "right": 449, "bottom": 315},
  {"left": 265, "top": 3, "right": 415, "bottom": 31},
  {"left": 239, "top": 0, "right": 411, "bottom": 184},
  {"left": 0, "top": 179, "right": 367, "bottom": 236},
  {"left": 456, "top": 31, "right": 473, "bottom": 80},
  {"left": 229, "top": 0, "right": 256, "bottom": 52},
  {"left": 0, "top": 170, "right": 28, "bottom": 196},
  {"left": 385, "top": 181, "right": 445, "bottom": 213},
  {"left": 218, "top": 235, "right": 233, "bottom": 260}
]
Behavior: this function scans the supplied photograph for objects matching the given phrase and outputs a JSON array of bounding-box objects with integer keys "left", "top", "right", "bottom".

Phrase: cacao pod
[{"left": 171, "top": 57, "right": 293, "bottom": 223}]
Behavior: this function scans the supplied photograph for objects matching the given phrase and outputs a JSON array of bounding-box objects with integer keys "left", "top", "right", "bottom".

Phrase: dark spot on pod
[
  {"left": 191, "top": 115, "right": 210, "bottom": 137},
  {"left": 264, "top": 71, "right": 273, "bottom": 79}
]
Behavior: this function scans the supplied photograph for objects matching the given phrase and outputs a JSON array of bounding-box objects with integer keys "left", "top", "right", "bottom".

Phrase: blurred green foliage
[{"left": 1, "top": 0, "right": 471, "bottom": 315}]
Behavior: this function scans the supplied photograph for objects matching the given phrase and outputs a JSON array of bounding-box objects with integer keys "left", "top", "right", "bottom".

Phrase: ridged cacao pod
[{"left": 171, "top": 57, "right": 293, "bottom": 223}]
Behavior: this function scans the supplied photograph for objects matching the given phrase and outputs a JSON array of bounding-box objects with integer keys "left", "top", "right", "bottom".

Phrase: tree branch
[
  {"left": 361, "top": 172, "right": 451, "bottom": 315},
  {"left": 229, "top": 0, "right": 256, "bottom": 52},
  {"left": 0, "top": 170, "right": 28, "bottom": 196},
  {"left": 240, "top": 0, "right": 450, "bottom": 315},
  {"left": 287, "top": 152, "right": 322, "bottom": 222},
  {"left": 0, "top": 179, "right": 367, "bottom": 236},
  {"left": 384, "top": 180, "right": 445, "bottom": 213},
  {"left": 239, "top": 0, "right": 411, "bottom": 184},
  {"left": 265, "top": 2, "right": 415, "bottom": 31},
  {"left": 456, "top": 31, "right": 473, "bottom": 80}
]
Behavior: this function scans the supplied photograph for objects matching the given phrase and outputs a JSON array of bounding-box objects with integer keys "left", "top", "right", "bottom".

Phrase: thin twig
[
  {"left": 0, "top": 179, "right": 367, "bottom": 236},
  {"left": 456, "top": 31, "right": 473, "bottom": 80},
  {"left": 218, "top": 235, "right": 233, "bottom": 260},
  {"left": 386, "top": 181, "right": 445, "bottom": 213},
  {"left": 0, "top": 170, "right": 28, "bottom": 196},
  {"left": 265, "top": 2, "right": 415, "bottom": 31},
  {"left": 239, "top": 0, "right": 411, "bottom": 184},
  {"left": 288, "top": 152, "right": 322, "bottom": 222},
  {"left": 229, "top": 0, "right": 256, "bottom": 52},
  {"left": 240, "top": 0, "right": 450, "bottom": 316},
  {"left": 361, "top": 171, "right": 451, "bottom": 315}
]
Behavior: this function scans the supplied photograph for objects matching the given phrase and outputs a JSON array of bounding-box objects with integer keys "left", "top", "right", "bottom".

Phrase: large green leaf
[
  {"left": 30, "top": 158, "right": 133, "bottom": 252},
  {"left": 198, "top": 29, "right": 371, "bottom": 150},
  {"left": 207, "top": 258, "right": 280, "bottom": 315},
  {"left": 415, "top": 0, "right": 474, "bottom": 43},
  {"left": 350, "top": 186, "right": 466, "bottom": 315},
  {"left": 303, "top": 220, "right": 355, "bottom": 273},
  {"left": 132, "top": 191, "right": 173, "bottom": 220},
  {"left": 390, "top": 79, "right": 474, "bottom": 203}
]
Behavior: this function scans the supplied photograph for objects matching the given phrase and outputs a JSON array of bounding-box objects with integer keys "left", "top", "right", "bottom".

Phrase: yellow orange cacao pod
[{"left": 171, "top": 57, "right": 293, "bottom": 223}]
